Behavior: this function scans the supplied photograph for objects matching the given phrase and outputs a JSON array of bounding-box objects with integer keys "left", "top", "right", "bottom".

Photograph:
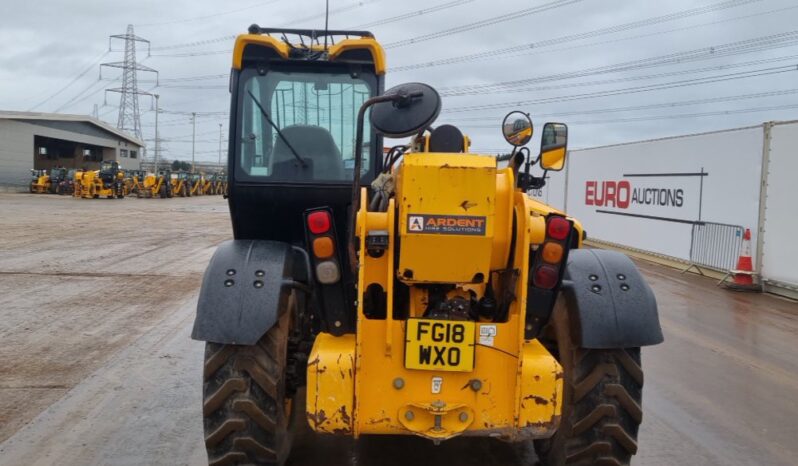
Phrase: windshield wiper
[{"left": 247, "top": 90, "right": 307, "bottom": 167}]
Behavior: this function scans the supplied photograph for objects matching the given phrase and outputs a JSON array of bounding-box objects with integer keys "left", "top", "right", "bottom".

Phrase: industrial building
[{"left": 0, "top": 111, "right": 144, "bottom": 191}]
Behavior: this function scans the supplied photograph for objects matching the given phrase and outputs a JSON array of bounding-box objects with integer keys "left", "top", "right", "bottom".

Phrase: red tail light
[
  {"left": 547, "top": 216, "right": 571, "bottom": 241},
  {"left": 308, "top": 211, "right": 331, "bottom": 234},
  {"left": 533, "top": 264, "right": 560, "bottom": 289}
]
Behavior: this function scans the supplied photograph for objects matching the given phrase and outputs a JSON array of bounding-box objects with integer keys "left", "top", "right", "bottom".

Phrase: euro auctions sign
[
  {"left": 564, "top": 125, "right": 765, "bottom": 262},
  {"left": 574, "top": 169, "right": 713, "bottom": 261},
  {"left": 584, "top": 175, "right": 697, "bottom": 223}
]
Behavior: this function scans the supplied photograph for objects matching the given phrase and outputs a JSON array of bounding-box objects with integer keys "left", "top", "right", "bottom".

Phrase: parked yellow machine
[
  {"left": 189, "top": 173, "right": 204, "bottom": 196},
  {"left": 128, "top": 170, "right": 148, "bottom": 197},
  {"left": 201, "top": 174, "right": 214, "bottom": 195},
  {"left": 74, "top": 161, "right": 125, "bottom": 199},
  {"left": 212, "top": 172, "right": 228, "bottom": 195},
  {"left": 171, "top": 172, "right": 192, "bottom": 197},
  {"left": 29, "top": 169, "right": 51, "bottom": 194},
  {"left": 133, "top": 170, "right": 171, "bottom": 198},
  {"left": 191, "top": 26, "right": 663, "bottom": 466}
]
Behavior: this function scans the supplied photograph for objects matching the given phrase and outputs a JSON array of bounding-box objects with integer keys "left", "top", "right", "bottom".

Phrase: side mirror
[
  {"left": 370, "top": 82, "right": 441, "bottom": 138},
  {"left": 502, "top": 111, "right": 533, "bottom": 147},
  {"left": 540, "top": 122, "right": 568, "bottom": 171}
]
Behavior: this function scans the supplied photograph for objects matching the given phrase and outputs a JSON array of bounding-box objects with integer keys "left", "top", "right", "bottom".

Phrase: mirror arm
[
  {"left": 512, "top": 147, "right": 528, "bottom": 188},
  {"left": 348, "top": 92, "right": 412, "bottom": 274},
  {"left": 497, "top": 145, "right": 518, "bottom": 163}
]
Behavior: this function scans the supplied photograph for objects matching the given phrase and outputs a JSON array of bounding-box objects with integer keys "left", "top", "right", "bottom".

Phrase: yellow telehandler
[
  {"left": 191, "top": 26, "right": 663, "bottom": 466},
  {"left": 128, "top": 170, "right": 147, "bottom": 197},
  {"left": 75, "top": 161, "right": 125, "bottom": 199},
  {"left": 172, "top": 172, "right": 192, "bottom": 197},
  {"left": 29, "top": 169, "right": 51, "bottom": 193},
  {"left": 201, "top": 174, "right": 214, "bottom": 195},
  {"left": 189, "top": 173, "right": 204, "bottom": 196},
  {"left": 136, "top": 170, "right": 172, "bottom": 198},
  {"left": 213, "top": 172, "right": 228, "bottom": 195}
]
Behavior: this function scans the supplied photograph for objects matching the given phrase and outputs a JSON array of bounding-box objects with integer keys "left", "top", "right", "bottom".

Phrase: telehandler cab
[
  {"left": 192, "top": 25, "right": 663, "bottom": 466},
  {"left": 48, "top": 167, "right": 69, "bottom": 194},
  {"left": 75, "top": 161, "right": 125, "bottom": 199},
  {"left": 57, "top": 169, "right": 77, "bottom": 195}
]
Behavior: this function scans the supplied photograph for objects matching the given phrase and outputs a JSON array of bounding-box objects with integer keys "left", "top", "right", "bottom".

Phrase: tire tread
[
  {"left": 202, "top": 311, "right": 292, "bottom": 466},
  {"left": 536, "top": 346, "right": 644, "bottom": 466}
]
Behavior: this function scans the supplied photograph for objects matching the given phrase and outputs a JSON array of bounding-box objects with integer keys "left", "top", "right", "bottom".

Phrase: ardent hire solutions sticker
[{"left": 407, "top": 214, "right": 487, "bottom": 236}]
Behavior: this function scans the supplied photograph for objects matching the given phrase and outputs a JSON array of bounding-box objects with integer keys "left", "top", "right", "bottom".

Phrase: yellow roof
[{"left": 232, "top": 34, "right": 386, "bottom": 75}]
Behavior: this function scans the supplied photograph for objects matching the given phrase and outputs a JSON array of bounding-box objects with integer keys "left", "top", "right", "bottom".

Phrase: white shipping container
[
  {"left": 519, "top": 120, "right": 798, "bottom": 293},
  {"left": 760, "top": 121, "right": 798, "bottom": 290},
  {"left": 562, "top": 126, "right": 764, "bottom": 263}
]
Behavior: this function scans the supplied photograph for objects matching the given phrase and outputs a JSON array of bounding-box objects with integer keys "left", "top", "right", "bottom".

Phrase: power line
[
  {"left": 136, "top": 74, "right": 227, "bottom": 83},
  {"left": 149, "top": 0, "right": 384, "bottom": 51},
  {"left": 286, "top": 0, "right": 384, "bottom": 28},
  {"left": 153, "top": 0, "right": 580, "bottom": 58},
  {"left": 438, "top": 31, "right": 798, "bottom": 96},
  {"left": 149, "top": 0, "right": 576, "bottom": 57},
  {"left": 148, "top": 63, "right": 798, "bottom": 140},
  {"left": 27, "top": 51, "right": 109, "bottom": 111},
  {"left": 158, "top": 84, "right": 227, "bottom": 90},
  {"left": 449, "top": 88, "right": 798, "bottom": 125},
  {"left": 150, "top": 36, "right": 237, "bottom": 52},
  {"left": 151, "top": 50, "right": 230, "bottom": 58},
  {"left": 150, "top": 138, "right": 229, "bottom": 144},
  {"left": 159, "top": 109, "right": 229, "bottom": 116},
  {"left": 156, "top": 53, "right": 798, "bottom": 95},
  {"left": 563, "top": 103, "right": 798, "bottom": 126},
  {"left": 144, "top": 128, "right": 229, "bottom": 139},
  {"left": 443, "top": 54, "right": 798, "bottom": 101},
  {"left": 54, "top": 76, "right": 119, "bottom": 113},
  {"left": 468, "top": 102, "right": 798, "bottom": 152},
  {"left": 392, "top": 0, "right": 767, "bottom": 71},
  {"left": 443, "top": 64, "right": 798, "bottom": 113},
  {"left": 383, "top": 0, "right": 584, "bottom": 49},
  {"left": 349, "top": 0, "right": 475, "bottom": 29},
  {"left": 136, "top": 0, "right": 281, "bottom": 28}
]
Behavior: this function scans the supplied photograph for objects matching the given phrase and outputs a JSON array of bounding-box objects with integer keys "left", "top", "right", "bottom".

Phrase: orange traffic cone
[
  {"left": 733, "top": 228, "right": 754, "bottom": 286},
  {"left": 721, "top": 228, "right": 760, "bottom": 291}
]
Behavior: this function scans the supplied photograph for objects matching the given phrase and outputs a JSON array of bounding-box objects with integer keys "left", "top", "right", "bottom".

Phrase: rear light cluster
[
  {"left": 305, "top": 210, "right": 341, "bottom": 284},
  {"left": 532, "top": 215, "right": 572, "bottom": 289}
]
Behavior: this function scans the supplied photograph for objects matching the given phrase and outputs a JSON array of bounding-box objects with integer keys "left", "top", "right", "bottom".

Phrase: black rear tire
[
  {"left": 202, "top": 310, "right": 295, "bottom": 466},
  {"left": 535, "top": 308, "right": 644, "bottom": 466}
]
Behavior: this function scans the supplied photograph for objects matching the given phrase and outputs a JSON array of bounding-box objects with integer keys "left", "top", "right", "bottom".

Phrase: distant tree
[{"left": 170, "top": 160, "right": 194, "bottom": 171}]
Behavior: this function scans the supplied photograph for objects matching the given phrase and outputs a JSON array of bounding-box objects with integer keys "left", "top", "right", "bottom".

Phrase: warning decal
[{"left": 406, "top": 214, "right": 487, "bottom": 236}]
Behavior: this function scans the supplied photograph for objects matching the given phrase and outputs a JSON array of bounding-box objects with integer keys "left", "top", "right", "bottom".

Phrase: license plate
[{"left": 404, "top": 319, "right": 476, "bottom": 372}]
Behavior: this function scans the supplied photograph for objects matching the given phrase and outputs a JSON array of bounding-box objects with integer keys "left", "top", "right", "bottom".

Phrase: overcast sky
[{"left": 1, "top": 0, "right": 797, "bottom": 162}]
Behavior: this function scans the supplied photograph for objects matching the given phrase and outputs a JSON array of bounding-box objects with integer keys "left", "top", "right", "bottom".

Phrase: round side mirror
[
  {"left": 502, "top": 111, "right": 533, "bottom": 147},
  {"left": 370, "top": 83, "right": 441, "bottom": 138}
]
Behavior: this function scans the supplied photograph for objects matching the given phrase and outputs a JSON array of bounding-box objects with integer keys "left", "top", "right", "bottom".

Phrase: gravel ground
[{"left": 1, "top": 193, "right": 796, "bottom": 466}]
